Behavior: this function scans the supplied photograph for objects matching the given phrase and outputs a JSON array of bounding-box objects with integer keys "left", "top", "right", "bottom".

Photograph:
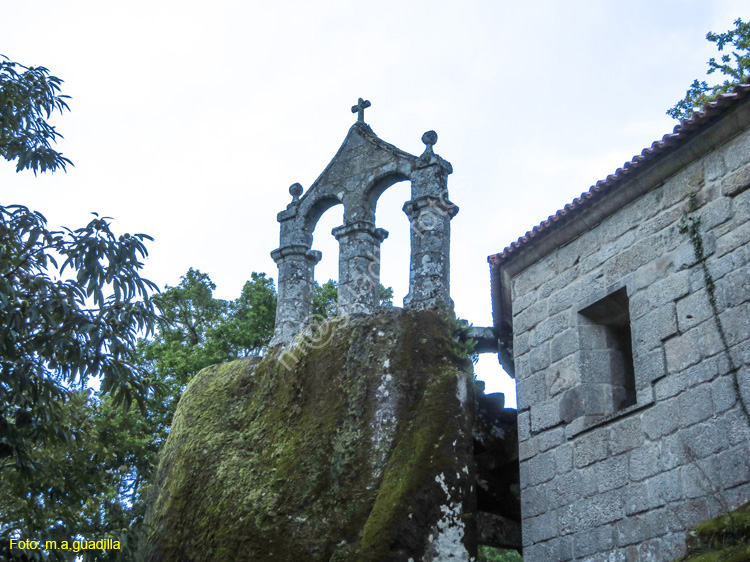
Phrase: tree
[
  {"left": 0, "top": 206, "right": 159, "bottom": 472},
  {"left": 0, "top": 210, "right": 160, "bottom": 562},
  {"left": 313, "top": 279, "right": 339, "bottom": 318},
  {"left": 1, "top": 391, "right": 158, "bottom": 562},
  {"left": 668, "top": 18, "right": 750, "bottom": 121},
  {"left": 0, "top": 54, "right": 72, "bottom": 173},
  {"left": 132, "top": 269, "right": 279, "bottom": 464},
  {"left": 141, "top": 268, "right": 230, "bottom": 390},
  {"left": 213, "top": 272, "right": 277, "bottom": 358},
  {"left": 1, "top": 55, "right": 160, "bottom": 562},
  {"left": 140, "top": 269, "right": 277, "bottom": 390},
  {"left": 312, "top": 279, "right": 393, "bottom": 318}
]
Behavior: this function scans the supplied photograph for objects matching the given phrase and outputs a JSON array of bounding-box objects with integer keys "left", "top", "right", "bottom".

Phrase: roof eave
[{"left": 489, "top": 85, "right": 750, "bottom": 360}]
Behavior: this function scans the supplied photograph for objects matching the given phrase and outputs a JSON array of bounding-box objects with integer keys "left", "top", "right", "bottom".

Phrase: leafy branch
[
  {"left": 668, "top": 18, "right": 750, "bottom": 121},
  {"left": 0, "top": 54, "right": 73, "bottom": 174}
]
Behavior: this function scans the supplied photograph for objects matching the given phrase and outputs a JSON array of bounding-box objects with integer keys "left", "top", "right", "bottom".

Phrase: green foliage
[
  {"left": 142, "top": 268, "right": 230, "bottom": 389},
  {"left": 133, "top": 268, "right": 278, "bottom": 476},
  {"left": 0, "top": 207, "right": 159, "bottom": 560},
  {"left": 668, "top": 18, "right": 750, "bottom": 121},
  {"left": 2, "top": 268, "right": 278, "bottom": 561},
  {"left": 477, "top": 546, "right": 523, "bottom": 562},
  {"left": 1, "top": 55, "right": 159, "bottom": 561},
  {"left": 379, "top": 284, "right": 394, "bottom": 307},
  {"left": 313, "top": 279, "right": 339, "bottom": 318},
  {"left": 0, "top": 205, "right": 158, "bottom": 472},
  {"left": 676, "top": 502, "right": 750, "bottom": 562},
  {"left": 312, "top": 280, "right": 394, "bottom": 319},
  {"left": 0, "top": 54, "right": 72, "bottom": 174},
  {"left": 1, "top": 391, "right": 158, "bottom": 562},
  {"left": 141, "top": 268, "right": 277, "bottom": 388},
  {"left": 222, "top": 272, "right": 277, "bottom": 355},
  {"left": 448, "top": 316, "right": 479, "bottom": 366}
]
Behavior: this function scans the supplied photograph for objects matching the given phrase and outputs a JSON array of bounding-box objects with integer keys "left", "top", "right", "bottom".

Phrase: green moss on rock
[
  {"left": 674, "top": 502, "right": 750, "bottom": 562},
  {"left": 144, "top": 309, "right": 477, "bottom": 562}
]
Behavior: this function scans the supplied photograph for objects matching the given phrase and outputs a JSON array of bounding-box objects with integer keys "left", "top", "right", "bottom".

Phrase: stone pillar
[
  {"left": 331, "top": 221, "right": 389, "bottom": 315},
  {"left": 270, "top": 183, "right": 321, "bottom": 347},
  {"left": 404, "top": 131, "right": 457, "bottom": 311},
  {"left": 270, "top": 244, "right": 322, "bottom": 347}
]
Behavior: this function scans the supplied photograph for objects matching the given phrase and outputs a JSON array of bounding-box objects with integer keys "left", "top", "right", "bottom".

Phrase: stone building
[{"left": 489, "top": 84, "right": 750, "bottom": 561}]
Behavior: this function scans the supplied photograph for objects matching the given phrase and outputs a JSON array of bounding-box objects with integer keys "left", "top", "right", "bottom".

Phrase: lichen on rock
[{"left": 143, "top": 308, "right": 477, "bottom": 562}]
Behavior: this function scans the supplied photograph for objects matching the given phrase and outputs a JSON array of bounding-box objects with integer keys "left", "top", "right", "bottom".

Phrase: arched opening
[
  {"left": 370, "top": 179, "right": 411, "bottom": 307},
  {"left": 360, "top": 172, "right": 412, "bottom": 308},
  {"left": 307, "top": 201, "right": 343, "bottom": 315}
]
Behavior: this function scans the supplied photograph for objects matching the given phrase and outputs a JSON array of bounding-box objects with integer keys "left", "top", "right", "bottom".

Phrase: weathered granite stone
[
  {"left": 144, "top": 309, "right": 477, "bottom": 562},
  {"left": 489, "top": 100, "right": 750, "bottom": 561},
  {"left": 473, "top": 392, "right": 522, "bottom": 550},
  {"left": 270, "top": 110, "right": 457, "bottom": 346},
  {"left": 332, "top": 221, "right": 389, "bottom": 315}
]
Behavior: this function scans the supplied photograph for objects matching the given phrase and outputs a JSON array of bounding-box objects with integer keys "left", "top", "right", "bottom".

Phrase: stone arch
[
  {"left": 270, "top": 119, "right": 457, "bottom": 347},
  {"left": 303, "top": 194, "right": 344, "bottom": 237},
  {"left": 364, "top": 175, "right": 413, "bottom": 305},
  {"left": 363, "top": 171, "right": 411, "bottom": 217}
]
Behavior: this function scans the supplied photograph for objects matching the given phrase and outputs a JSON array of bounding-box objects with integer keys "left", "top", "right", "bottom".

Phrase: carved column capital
[
  {"left": 331, "top": 221, "right": 389, "bottom": 243},
  {"left": 402, "top": 195, "right": 459, "bottom": 221},
  {"left": 271, "top": 245, "right": 322, "bottom": 265}
]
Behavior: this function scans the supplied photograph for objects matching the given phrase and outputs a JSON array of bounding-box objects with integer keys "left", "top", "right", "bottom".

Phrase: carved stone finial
[
  {"left": 421, "top": 130, "right": 438, "bottom": 157},
  {"left": 289, "top": 182, "right": 303, "bottom": 201},
  {"left": 351, "top": 98, "right": 371, "bottom": 123},
  {"left": 422, "top": 130, "right": 438, "bottom": 147}
]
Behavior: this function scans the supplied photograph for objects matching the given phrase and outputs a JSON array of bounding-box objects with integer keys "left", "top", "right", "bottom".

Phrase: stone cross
[{"left": 351, "top": 98, "right": 371, "bottom": 123}]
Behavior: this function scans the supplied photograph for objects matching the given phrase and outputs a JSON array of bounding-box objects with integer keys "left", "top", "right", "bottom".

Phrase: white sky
[{"left": 2, "top": 1, "right": 747, "bottom": 406}]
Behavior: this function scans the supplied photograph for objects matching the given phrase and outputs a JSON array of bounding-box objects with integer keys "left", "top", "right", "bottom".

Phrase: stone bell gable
[
  {"left": 270, "top": 99, "right": 458, "bottom": 347},
  {"left": 489, "top": 84, "right": 750, "bottom": 562}
]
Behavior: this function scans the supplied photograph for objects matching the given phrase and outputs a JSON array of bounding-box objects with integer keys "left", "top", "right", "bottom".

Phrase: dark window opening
[{"left": 578, "top": 287, "right": 636, "bottom": 414}]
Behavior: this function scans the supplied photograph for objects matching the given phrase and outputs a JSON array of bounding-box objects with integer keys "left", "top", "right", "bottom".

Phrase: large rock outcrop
[{"left": 143, "top": 309, "right": 478, "bottom": 562}]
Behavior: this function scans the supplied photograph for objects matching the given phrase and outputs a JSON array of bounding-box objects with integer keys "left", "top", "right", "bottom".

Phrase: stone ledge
[{"left": 565, "top": 394, "right": 655, "bottom": 440}]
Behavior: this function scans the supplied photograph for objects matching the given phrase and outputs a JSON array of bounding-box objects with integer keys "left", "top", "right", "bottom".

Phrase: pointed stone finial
[{"left": 351, "top": 98, "right": 371, "bottom": 123}]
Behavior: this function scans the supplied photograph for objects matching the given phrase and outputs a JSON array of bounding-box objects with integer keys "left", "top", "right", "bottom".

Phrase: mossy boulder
[
  {"left": 143, "top": 308, "right": 478, "bottom": 562},
  {"left": 674, "top": 502, "right": 750, "bottom": 562}
]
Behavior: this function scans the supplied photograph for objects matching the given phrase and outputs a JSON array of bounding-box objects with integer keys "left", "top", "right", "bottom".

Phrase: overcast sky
[{"left": 2, "top": 1, "right": 747, "bottom": 405}]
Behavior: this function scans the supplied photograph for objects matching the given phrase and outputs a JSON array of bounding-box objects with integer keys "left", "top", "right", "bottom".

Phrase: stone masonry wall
[{"left": 511, "top": 127, "right": 750, "bottom": 562}]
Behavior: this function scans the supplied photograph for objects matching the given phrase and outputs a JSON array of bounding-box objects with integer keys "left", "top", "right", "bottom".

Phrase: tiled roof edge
[{"left": 489, "top": 82, "right": 750, "bottom": 266}]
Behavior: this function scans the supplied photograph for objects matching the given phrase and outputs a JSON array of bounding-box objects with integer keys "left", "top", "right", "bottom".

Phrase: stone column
[
  {"left": 404, "top": 131, "right": 457, "bottom": 311},
  {"left": 331, "top": 221, "right": 389, "bottom": 315},
  {"left": 270, "top": 183, "right": 321, "bottom": 347},
  {"left": 270, "top": 244, "right": 322, "bottom": 347}
]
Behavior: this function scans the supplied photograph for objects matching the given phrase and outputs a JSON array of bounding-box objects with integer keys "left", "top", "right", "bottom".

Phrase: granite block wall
[{"left": 512, "top": 127, "right": 750, "bottom": 562}]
